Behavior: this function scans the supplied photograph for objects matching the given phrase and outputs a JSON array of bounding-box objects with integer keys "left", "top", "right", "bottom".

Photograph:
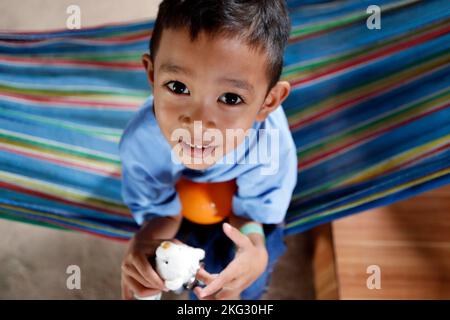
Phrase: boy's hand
[
  {"left": 121, "top": 237, "right": 182, "bottom": 299},
  {"left": 194, "top": 223, "right": 268, "bottom": 300},
  {"left": 121, "top": 215, "right": 183, "bottom": 299}
]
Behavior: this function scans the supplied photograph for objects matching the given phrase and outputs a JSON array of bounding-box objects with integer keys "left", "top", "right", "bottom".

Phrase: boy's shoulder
[
  {"left": 259, "top": 103, "right": 296, "bottom": 152},
  {"left": 120, "top": 95, "right": 155, "bottom": 136},
  {"left": 265, "top": 103, "right": 291, "bottom": 132}
]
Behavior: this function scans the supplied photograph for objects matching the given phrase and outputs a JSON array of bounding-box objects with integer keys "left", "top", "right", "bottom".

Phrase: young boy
[{"left": 119, "top": 0, "right": 297, "bottom": 300}]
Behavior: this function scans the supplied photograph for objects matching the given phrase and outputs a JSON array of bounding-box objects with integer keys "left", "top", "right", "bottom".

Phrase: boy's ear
[
  {"left": 142, "top": 53, "right": 155, "bottom": 87},
  {"left": 256, "top": 81, "right": 291, "bottom": 122}
]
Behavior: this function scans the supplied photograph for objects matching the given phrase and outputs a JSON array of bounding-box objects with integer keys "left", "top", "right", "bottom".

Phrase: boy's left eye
[{"left": 219, "top": 93, "right": 244, "bottom": 106}]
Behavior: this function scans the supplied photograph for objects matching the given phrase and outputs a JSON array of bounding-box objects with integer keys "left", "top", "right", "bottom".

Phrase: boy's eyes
[
  {"left": 165, "top": 80, "right": 244, "bottom": 106},
  {"left": 219, "top": 93, "right": 243, "bottom": 106},
  {"left": 166, "top": 81, "right": 189, "bottom": 95}
]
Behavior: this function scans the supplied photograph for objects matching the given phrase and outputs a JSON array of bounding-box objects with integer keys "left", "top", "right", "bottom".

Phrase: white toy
[{"left": 135, "top": 241, "right": 205, "bottom": 300}]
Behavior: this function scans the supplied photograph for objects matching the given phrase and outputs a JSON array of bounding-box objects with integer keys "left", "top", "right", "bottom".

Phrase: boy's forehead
[
  {"left": 157, "top": 27, "right": 264, "bottom": 59},
  {"left": 155, "top": 27, "right": 269, "bottom": 88}
]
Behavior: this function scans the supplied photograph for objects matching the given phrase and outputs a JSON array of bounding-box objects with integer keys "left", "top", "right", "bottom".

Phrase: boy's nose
[{"left": 178, "top": 114, "right": 216, "bottom": 129}]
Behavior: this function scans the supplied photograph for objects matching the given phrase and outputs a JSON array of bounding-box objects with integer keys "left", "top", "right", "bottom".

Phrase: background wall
[{"left": 0, "top": 0, "right": 160, "bottom": 30}]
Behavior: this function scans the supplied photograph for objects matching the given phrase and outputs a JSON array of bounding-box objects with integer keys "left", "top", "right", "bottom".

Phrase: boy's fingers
[
  {"left": 122, "top": 263, "right": 155, "bottom": 289},
  {"left": 217, "top": 259, "right": 242, "bottom": 283},
  {"left": 123, "top": 274, "right": 161, "bottom": 298},
  {"left": 196, "top": 286, "right": 238, "bottom": 300},
  {"left": 215, "top": 288, "right": 240, "bottom": 300},
  {"left": 198, "top": 261, "right": 239, "bottom": 298},
  {"left": 193, "top": 287, "right": 201, "bottom": 298},
  {"left": 172, "top": 239, "right": 184, "bottom": 245},
  {"left": 198, "top": 277, "right": 224, "bottom": 298},
  {"left": 209, "top": 276, "right": 243, "bottom": 300},
  {"left": 121, "top": 279, "right": 133, "bottom": 300},
  {"left": 199, "top": 258, "right": 243, "bottom": 297},
  {"left": 196, "top": 268, "right": 218, "bottom": 285},
  {"left": 133, "top": 254, "right": 167, "bottom": 291},
  {"left": 193, "top": 286, "right": 215, "bottom": 300},
  {"left": 222, "top": 223, "right": 251, "bottom": 249},
  {"left": 217, "top": 277, "right": 246, "bottom": 300}
]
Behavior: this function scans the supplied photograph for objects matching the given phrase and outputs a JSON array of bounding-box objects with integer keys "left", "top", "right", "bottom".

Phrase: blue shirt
[{"left": 119, "top": 95, "right": 298, "bottom": 225}]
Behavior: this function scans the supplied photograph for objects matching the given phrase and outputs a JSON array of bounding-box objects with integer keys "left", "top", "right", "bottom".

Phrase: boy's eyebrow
[
  {"left": 219, "top": 78, "right": 254, "bottom": 94},
  {"left": 159, "top": 62, "right": 254, "bottom": 94},
  {"left": 159, "top": 62, "right": 193, "bottom": 76}
]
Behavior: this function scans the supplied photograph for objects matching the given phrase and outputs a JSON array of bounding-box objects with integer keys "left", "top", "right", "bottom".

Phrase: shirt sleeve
[
  {"left": 120, "top": 160, "right": 181, "bottom": 225},
  {"left": 118, "top": 97, "right": 181, "bottom": 225},
  {"left": 232, "top": 136, "right": 298, "bottom": 225}
]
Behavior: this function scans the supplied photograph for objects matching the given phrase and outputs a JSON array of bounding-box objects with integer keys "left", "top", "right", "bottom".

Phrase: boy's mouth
[{"left": 178, "top": 137, "right": 217, "bottom": 159}]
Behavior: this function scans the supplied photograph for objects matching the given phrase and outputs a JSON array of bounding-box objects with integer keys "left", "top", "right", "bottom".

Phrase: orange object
[{"left": 175, "top": 177, "right": 237, "bottom": 225}]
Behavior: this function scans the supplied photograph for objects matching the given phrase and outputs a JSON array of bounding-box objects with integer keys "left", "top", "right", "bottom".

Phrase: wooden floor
[{"left": 331, "top": 185, "right": 450, "bottom": 299}]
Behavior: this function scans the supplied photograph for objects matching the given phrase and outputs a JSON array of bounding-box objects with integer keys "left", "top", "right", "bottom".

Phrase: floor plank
[{"left": 332, "top": 186, "right": 450, "bottom": 299}]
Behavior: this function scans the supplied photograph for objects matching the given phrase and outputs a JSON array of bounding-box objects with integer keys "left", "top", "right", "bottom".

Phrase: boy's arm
[
  {"left": 228, "top": 214, "right": 265, "bottom": 249},
  {"left": 134, "top": 214, "right": 183, "bottom": 242}
]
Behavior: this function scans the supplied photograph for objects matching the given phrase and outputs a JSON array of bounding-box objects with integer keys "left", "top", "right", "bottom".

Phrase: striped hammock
[{"left": 0, "top": 0, "right": 449, "bottom": 241}]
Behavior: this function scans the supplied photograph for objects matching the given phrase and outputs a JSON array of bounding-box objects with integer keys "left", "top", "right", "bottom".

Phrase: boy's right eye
[{"left": 166, "top": 81, "right": 190, "bottom": 95}]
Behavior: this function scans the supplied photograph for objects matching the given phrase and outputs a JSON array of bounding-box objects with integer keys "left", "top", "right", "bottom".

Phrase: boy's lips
[
  {"left": 179, "top": 137, "right": 215, "bottom": 149},
  {"left": 178, "top": 137, "right": 217, "bottom": 159}
]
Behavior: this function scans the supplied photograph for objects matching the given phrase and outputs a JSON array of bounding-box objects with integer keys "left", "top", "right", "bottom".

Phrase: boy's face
[{"left": 143, "top": 27, "right": 290, "bottom": 171}]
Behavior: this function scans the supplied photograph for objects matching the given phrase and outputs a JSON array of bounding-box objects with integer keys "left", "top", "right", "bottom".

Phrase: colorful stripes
[{"left": 0, "top": 0, "right": 449, "bottom": 240}]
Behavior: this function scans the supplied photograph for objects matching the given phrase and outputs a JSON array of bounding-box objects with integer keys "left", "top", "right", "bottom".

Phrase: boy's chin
[{"left": 181, "top": 160, "right": 216, "bottom": 171}]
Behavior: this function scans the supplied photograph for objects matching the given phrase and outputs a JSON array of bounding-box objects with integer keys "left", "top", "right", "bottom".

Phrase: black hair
[{"left": 149, "top": 0, "right": 291, "bottom": 94}]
